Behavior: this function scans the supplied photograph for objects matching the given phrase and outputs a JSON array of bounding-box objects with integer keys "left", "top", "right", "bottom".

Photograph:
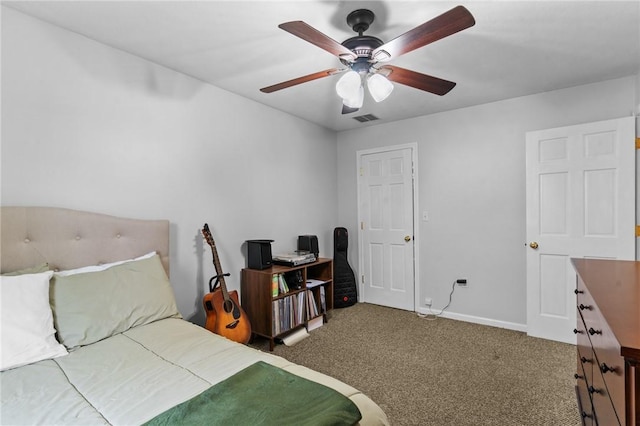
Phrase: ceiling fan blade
[
  {"left": 279, "top": 21, "right": 357, "bottom": 61},
  {"left": 260, "top": 68, "right": 344, "bottom": 93},
  {"left": 371, "top": 5, "right": 475, "bottom": 62},
  {"left": 380, "top": 65, "right": 456, "bottom": 96}
]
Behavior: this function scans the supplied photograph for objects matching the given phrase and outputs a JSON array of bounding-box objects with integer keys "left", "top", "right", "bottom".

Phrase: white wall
[
  {"left": 1, "top": 7, "right": 339, "bottom": 324},
  {"left": 2, "top": 7, "right": 637, "bottom": 331},
  {"left": 337, "top": 76, "right": 638, "bottom": 329}
]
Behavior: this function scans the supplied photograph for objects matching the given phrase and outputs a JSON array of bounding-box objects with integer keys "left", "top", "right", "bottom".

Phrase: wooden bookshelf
[{"left": 241, "top": 258, "right": 333, "bottom": 351}]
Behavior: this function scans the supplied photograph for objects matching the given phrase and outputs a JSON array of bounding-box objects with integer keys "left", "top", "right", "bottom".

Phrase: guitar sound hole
[{"left": 223, "top": 299, "right": 234, "bottom": 313}]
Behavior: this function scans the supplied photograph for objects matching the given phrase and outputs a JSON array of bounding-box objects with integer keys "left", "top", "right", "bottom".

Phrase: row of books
[
  {"left": 271, "top": 273, "right": 290, "bottom": 296},
  {"left": 306, "top": 286, "right": 326, "bottom": 318},
  {"left": 272, "top": 288, "right": 326, "bottom": 335}
]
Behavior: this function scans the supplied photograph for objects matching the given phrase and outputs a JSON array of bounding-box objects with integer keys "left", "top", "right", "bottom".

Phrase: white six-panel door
[
  {"left": 525, "top": 117, "right": 635, "bottom": 344},
  {"left": 358, "top": 146, "right": 416, "bottom": 311}
]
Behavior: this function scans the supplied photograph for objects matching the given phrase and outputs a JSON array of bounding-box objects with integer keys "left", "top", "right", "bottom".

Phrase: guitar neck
[
  {"left": 210, "top": 244, "right": 227, "bottom": 289},
  {"left": 203, "top": 224, "right": 231, "bottom": 298}
]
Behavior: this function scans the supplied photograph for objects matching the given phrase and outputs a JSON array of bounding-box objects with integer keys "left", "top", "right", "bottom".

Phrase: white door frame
[{"left": 356, "top": 143, "right": 420, "bottom": 312}]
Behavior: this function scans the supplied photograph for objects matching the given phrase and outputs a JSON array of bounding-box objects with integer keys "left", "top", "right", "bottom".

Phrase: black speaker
[
  {"left": 246, "top": 240, "right": 273, "bottom": 269},
  {"left": 297, "top": 235, "right": 319, "bottom": 257}
]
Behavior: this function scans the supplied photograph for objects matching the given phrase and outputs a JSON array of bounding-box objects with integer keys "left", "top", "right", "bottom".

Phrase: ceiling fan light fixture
[
  {"left": 343, "top": 84, "right": 364, "bottom": 109},
  {"left": 367, "top": 73, "right": 394, "bottom": 102},
  {"left": 336, "top": 70, "right": 362, "bottom": 100}
]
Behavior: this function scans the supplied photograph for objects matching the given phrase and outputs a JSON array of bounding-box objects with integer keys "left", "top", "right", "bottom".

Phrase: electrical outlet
[
  {"left": 456, "top": 278, "right": 468, "bottom": 286},
  {"left": 424, "top": 297, "right": 432, "bottom": 306}
]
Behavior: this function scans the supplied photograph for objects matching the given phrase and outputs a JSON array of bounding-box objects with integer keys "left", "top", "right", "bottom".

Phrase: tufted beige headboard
[{"left": 0, "top": 207, "right": 170, "bottom": 275}]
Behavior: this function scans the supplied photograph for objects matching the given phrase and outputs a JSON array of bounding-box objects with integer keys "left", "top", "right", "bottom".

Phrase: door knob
[
  {"left": 529, "top": 241, "right": 539, "bottom": 249},
  {"left": 404, "top": 235, "right": 411, "bottom": 242}
]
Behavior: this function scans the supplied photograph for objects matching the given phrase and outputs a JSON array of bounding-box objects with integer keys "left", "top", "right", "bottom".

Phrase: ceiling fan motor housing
[
  {"left": 342, "top": 9, "right": 381, "bottom": 73},
  {"left": 341, "top": 35, "right": 383, "bottom": 73}
]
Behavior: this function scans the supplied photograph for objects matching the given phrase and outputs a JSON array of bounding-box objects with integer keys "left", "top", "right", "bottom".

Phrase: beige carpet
[{"left": 250, "top": 303, "right": 581, "bottom": 426}]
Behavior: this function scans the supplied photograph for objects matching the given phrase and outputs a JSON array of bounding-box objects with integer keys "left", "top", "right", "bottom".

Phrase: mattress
[{"left": 1, "top": 318, "right": 388, "bottom": 425}]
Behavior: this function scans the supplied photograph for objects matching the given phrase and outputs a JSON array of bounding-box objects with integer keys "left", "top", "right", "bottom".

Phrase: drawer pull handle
[
  {"left": 573, "top": 328, "right": 583, "bottom": 334},
  {"left": 580, "top": 356, "right": 592, "bottom": 364},
  {"left": 600, "top": 363, "right": 616, "bottom": 374},
  {"left": 588, "top": 327, "right": 602, "bottom": 335},
  {"left": 574, "top": 289, "right": 584, "bottom": 295},
  {"left": 579, "top": 303, "right": 592, "bottom": 311},
  {"left": 574, "top": 373, "right": 584, "bottom": 380},
  {"left": 587, "top": 385, "right": 601, "bottom": 394}
]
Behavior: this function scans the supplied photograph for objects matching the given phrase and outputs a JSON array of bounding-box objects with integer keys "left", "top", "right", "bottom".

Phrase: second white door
[{"left": 525, "top": 117, "right": 635, "bottom": 344}]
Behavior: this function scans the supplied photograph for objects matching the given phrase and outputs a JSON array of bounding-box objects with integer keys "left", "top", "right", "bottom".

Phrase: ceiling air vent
[{"left": 353, "top": 114, "right": 379, "bottom": 123}]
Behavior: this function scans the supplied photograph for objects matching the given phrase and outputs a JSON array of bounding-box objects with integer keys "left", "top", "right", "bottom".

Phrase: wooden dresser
[{"left": 572, "top": 259, "right": 640, "bottom": 426}]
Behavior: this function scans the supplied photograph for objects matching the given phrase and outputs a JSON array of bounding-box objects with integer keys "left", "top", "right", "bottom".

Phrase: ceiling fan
[{"left": 260, "top": 5, "right": 475, "bottom": 114}]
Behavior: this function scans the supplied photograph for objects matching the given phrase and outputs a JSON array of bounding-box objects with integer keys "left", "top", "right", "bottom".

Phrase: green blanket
[{"left": 144, "top": 361, "right": 362, "bottom": 426}]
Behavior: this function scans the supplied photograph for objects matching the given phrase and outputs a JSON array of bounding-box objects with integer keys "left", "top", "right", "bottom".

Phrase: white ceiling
[{"left": 4, "top": 0, "right": 639, "bottom": 131}]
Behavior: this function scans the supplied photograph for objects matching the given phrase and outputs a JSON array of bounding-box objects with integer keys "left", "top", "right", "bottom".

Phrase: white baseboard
[{"left": 415, "top": 307, "right": 527, "bottom": 333}]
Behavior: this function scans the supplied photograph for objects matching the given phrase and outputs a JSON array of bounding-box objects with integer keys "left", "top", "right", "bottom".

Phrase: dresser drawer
[
  {"left": 576, "top": 281, "right": 596, "bottom": 326},
  {"left": 576, "top": 354, "right": 595, "bottom": 426},
  {"left": 577, "top": 310, "right": 594, "bottom": 375},
  {"left": 591, "top": 332, "right": 625, "bottom": 424},
  {"left": 576, "top": 280, "right": 626, "bottom": 425},
  {"left": 591, "top": 361, "right": 622, "bottom": 426},
  {"left": 580, "top": 295, "right": 625, "bottom": 424}
]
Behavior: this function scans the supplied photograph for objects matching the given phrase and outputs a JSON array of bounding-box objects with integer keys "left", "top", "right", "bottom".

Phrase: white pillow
[
  {"left": 54, "top": 251, "right": 156, "bottom": 277},
  {"left": 0, "top": 271, "right": 68, "bottom": 371}
]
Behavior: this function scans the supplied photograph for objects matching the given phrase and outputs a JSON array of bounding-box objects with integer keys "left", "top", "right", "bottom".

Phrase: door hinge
[
  {"left": 360, "top": 221, "right": 364, "bottom": 230},
  {"left": 361, "top": 275, "right": 365, "bottom": 284},
  {"left": 360, "top": 167, "right": 364, "bottom": 176},
  {"left": 636, "top": 137, "right": 640, "bottom": 150},
  {"left": 636, "top": 225, "right": 640, "bottom": 237}
]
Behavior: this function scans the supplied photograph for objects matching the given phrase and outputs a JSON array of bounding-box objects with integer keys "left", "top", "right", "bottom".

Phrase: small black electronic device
[
  {"left": 284, "top": 270, "right": 304, "bottom": 290},
  {"left": 246, "top": 239, "right": 274, "bottom": 270},
  {"left": 297, "top": 235, "right": 319, "bottom": 257}
]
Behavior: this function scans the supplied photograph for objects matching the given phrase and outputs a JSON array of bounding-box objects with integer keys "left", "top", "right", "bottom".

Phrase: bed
[{"left": 0, "top": 206, "right": 389, "bottom": 425}]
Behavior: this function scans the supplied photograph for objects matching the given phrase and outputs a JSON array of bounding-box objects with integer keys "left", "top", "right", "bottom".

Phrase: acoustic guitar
[{"left": 201, "top": 223, "right": 252, "bottom": 344}]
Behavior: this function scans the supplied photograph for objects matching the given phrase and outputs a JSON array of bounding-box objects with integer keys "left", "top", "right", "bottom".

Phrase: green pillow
[
  {"left": 50, "top": 254, "right": 181, "bottom": 349},
  {"left": 2, "top": 263, "right": 50, "bottom": 276}
]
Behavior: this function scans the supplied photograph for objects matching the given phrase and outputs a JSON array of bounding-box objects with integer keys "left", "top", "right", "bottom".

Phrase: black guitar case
[{"left": 333, "top": 227, "right": 357, "bottom": 308}]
